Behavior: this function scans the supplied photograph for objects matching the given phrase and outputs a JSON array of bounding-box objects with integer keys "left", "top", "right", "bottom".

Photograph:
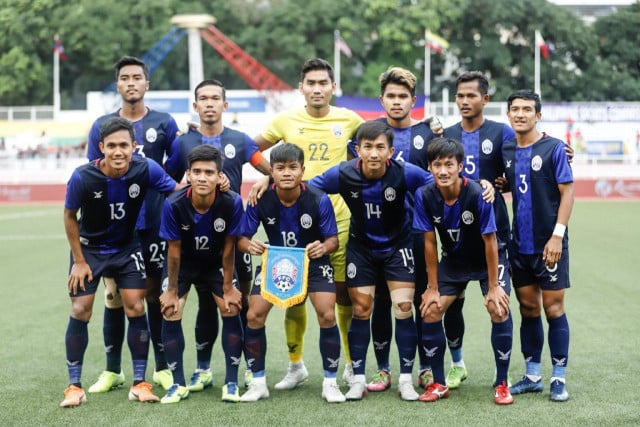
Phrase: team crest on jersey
[
  {"left": 384, "top": 187, "right": 396, "bottom": 202},
  {"left": 531, "top": 155, "right": 543, "bottom": 171},
  {"left": 461, "top": 210, "right": 474, "bottom": 225},
  {"left": 347, "top": 262, "right": 357, "bottom": 279},
  {"left": 271, "top": 258, "right": 298, "bottom": 292},
  {"left": 481, "top": 139, "right": 493, "bottom": 154},
  {"left": 213, "top": 218, "right": 226, "bottom": 232},
  {"left": 224, "top": 144, "right": 236, "bottom": 159},
  {"left": 333, "top": 125, "right": 343, "bottom": 137},
  {"left": 413, "top": 135, "right": 425, "bottom": 150},
  {"left": 129, "top": 183, "right": 141, "bottom": 198},
  {"left": 300, "top": 213, "right": 313, "bottom": 229},
  {"left": 145, "top": 128, "right": 157, "bottom": 143}
]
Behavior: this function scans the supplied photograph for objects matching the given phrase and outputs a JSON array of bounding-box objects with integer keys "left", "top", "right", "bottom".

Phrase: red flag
[
  {"left": 54, "top": 35, "right": 67, "bottom": 60},
  {"left": 335, "top": 33, "right": 352, "bottom": 58},
  {"left": 536, "top": 31, "right": 550, "bottom": 59}
]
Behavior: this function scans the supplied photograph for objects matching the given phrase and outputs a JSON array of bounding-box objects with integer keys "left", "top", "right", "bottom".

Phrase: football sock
[
  {"left": 319, "top": 325, "right": 341, "bottom": 377},
  {"left": 371, "top": 297, "right": 392, "bottom": 371},
  {"left": 221, "top": 315, "right": 243, "bottom": 384},
  {"left": 348, "top": 318, "right": 370, "bottom": 376},
  {"left": 195, "top": 289, "right": 218, "bottom": 371},
  {"left": 548, "top": 314, "right": 570, "bottom": 379},
  {"left": 103, "top": 306, "right": 124, "bottom": 373},
  {"left": 244, "top": 326, "right": 266, "bottom": 374},
  {"left": 395, "top": 317, "right": 417, "bottom": 375},
  {"left": 422, "top": 321, "right": 447, "bottom": 385},
  {"left": 284, "top": 304, "right": 306, "bottom": 363},
  {"left": 336, "top": 303, "right": 352, "bottom": 363},
  {"left": 146, "top": 300, "right": 167, "bottom": 371},
  {"left": 161, "top": 319, "right": 185, "bottom": 386},
  {"left": 444, "top": 297, "right": 465, "bottom": 363},
  {"left": 491, "top": 314, "right": 513, "bottom": 385},
  {"left": 65, "top": 317, "right": 88, "bottom": 386},
  {"left": 127, "top": 314, "right": 150, "bottom": 383}
]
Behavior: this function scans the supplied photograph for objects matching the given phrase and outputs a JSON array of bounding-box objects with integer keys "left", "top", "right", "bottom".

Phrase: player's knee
[
  {"left": 543, "top": 301, "right": 565, "bottom": 319},
  {"left": 316, "top": 308, "right": 336, "bottom": 328},
  {"left": 71, "top": 300, "right": 93, "bottom": 321},
  {"left": 246, "top": 308, "right": 266, "bottom": 328},
  {"left": 390, "top": 288, "right": 414, "bottom": 319},
  {"left": 103, "top": 278, "right": 123, "bottom": 309}
]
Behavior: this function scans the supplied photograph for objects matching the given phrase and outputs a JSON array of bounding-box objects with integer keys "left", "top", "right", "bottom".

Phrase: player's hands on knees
[
  {"left": 68, "top": 261, "right": 92, "bottom": 295},
  {"left": 247, "top": 176, "right": 270, "bottom": 207},
  {"left": 480, "top": 179, "right": 495, "bottom": 203},
  {"left": 218, "top": 172, "right": 231, "bottom": 192},
  {"left": 484, "top": 285, "right": 510, "bottom": 317},
  {"left": 248, "top": 240, "right": 268, "bottom": 256},
  {"left": 160, "top": 288, "right": 179, "bottom": 318},
  {"left": 543, "top": 236, "right": 563, "bottom": 268},
  {"left": 420, "top": 288, "right": 441, "bottom": 318},
  {"left": 494, "top": 176, "right": 510, "bottom": 193},
  {"left": 223, "top": 287, "right": 243, "bottom": 313},
  {"left": 306, "top": 240, "right": 326, "bottom": 259}
]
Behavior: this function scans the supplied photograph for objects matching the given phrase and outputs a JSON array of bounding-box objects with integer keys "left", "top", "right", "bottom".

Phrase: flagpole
[
  {"left": 424, "top": 29, "right": 431, "bottom": 114},
  {"left": 334, "top": 30, "right": 342, "bottom": 97},
  {"left": 534, "top": 30, "right": 541, "bottom": 99},
  {"left": 53, "top": 34, "right": 61, "bottom": 120}
]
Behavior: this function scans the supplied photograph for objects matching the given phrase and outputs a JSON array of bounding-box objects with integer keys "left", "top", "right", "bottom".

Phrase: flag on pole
[
  {"left": 425, "top": 30, "right": 449, "bottom": 54},
  {"left": 535, "top": 31, "right": 550, "bottom": 59},
  {"left": 53, "top": 35, "right": 67, "bottom": 60},
  {"left": 334, "top": 32, "right": 352, "bottom": 58}
]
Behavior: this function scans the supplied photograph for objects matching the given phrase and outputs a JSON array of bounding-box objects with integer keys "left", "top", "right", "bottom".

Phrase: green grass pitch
[{"left": 0, "top": 201, "right": 638, "bottom": 426}]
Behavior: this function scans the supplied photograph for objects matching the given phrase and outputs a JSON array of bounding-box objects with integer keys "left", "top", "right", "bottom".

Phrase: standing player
[
  {"left": 309, "top": 120, "right": 434, "bottom": 401},
  {"left": 159, "top": 145, "right": 245, "bottom": 403},
  {"left": 413, "top": 137, "right": 514, "bottom": 405},
  {"left": 164, "top": 79, "right": 270, "bottom": 392},
  {"left": 251, "top": 58, "right": 363, "bottom": 389},
  {"left": 86, "top": 56, "right": 179, "bottom": 393},
  {"left": 441, "top": 71, "right": 515, "bottom": 389},
  {"left": 60, "top": 117, "right": 179, "bottom": 407},
  {"left": 238, "top": 144, "right": 344, "bottom": 403},
  {"left": 502, "top": 90, "right": 574, "bottom": 402}
]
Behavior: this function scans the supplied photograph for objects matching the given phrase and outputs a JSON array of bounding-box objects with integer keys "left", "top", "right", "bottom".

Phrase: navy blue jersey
[
  {"left": 165, "top": 127, "right": 260, "bottom": 193},
  {"left": 65, "top": 157, "right": 176, "bottom": 254},
  {"left": 241, "top": 183, "right": 337, "bottom": 268},
  {"left": 502, "top": 134, "right": 573, "bottom": 255},
  {"left": 310, "top": 159, "right": 433, "bottom": 252},
  {"left": 445, "top": 119, "right": 515, "bottom": 242},
  {"left": 159, "top": 187, "right": 243, "bottom": 265},
  {"left": 413, "top": 178, "right": 497, "bottom": 273},
  {"left": 87, "top": 109, "right": 179, "bottom": 230}
]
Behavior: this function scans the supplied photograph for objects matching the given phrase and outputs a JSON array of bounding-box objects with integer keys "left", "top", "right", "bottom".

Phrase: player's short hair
[
  {"left": 270, "top": 143, "right": 304, "bottom": 167},
  {"left": 99, "top": 117, "right": 135, "bottom": 143},
  {"left": 355, "top": 120, "right": 395, "bottom": 147},
  {"left": 379, "top": 67, "right": 417, "bottom": 96},
  {"left": 195, "top": 79, "right": 226, "bottom": 101},
  {"left": 507, "top": 89, "right": 542, "bottom": 113},
  {"left": 456, "top": 71, "right": 489, "bottom": 95},
  {"left": 114, "top": 56, "right": 149, "bottom": 80},
  {"left": 300, "top": 58, "right": 334, "bottom": 83},
  {"left": 426, "top": 137, "right": 465, "bottom": 164},
  {"left": 187, "top": 145, "right": 223, "bottom": 172}
]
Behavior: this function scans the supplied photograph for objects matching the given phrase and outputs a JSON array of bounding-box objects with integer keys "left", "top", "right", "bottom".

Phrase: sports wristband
[{"left": 553, "top": 223, "right": 566, "bottom": 238}]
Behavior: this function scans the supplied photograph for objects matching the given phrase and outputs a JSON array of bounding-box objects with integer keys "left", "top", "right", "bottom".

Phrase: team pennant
[{"left": 260, "top": 246, "right": 309, "bottom": 309}]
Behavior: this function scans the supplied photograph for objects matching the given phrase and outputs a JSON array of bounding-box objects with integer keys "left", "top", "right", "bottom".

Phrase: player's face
[
  {"left": 355, "top": 135, "right": 395, "bottom": 177},
  {"left": 299, "top": 70, "right": 335, "bottom": 110},
  {"left": 455, "top": 80, "right": 488, "bottom": 120},
  {"left": 271, "top": 160, "right": 304, "bottom": 191},
  {"left": 194, "top": 85, "right": 228, "bottom": 126},
  {"left": 429, "top": 156, "right": 463, "bottom": 188},
  {"left": 116, "top": 65, "right": 149, "bottom": 104},
  {"left": 100, "top": 130, "right": 135, "bottom": 174},
  {"left": 380, "top": 83, "right": 416, "bottom": 122},
  {"left": 186, "top": 160, "right": 220, "bottom": 197},
  {"left": 507, "top": 98, "right": 541, "bottom": 134}
]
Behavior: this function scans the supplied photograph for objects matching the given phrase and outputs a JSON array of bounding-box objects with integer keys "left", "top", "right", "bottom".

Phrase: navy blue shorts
[
  {"left": 235, "top": 247, "right": 253, "bottom": 282},
  {"left": 137, "top": 227, "right": 166, "bottom": 280},
  {"left": 346, "top": 239, "right": 415, "bottom": 287},
  {"left": 510, "top": 249, "right": 570, "bottom": 290},
  {"left": 68, "top": 245, "right": 146, "bottom": 297},
  {"left": 162, "top": 263, "right": 238, "bottom": 298},
  {"left": 251, "top": 259, "right": 336, "bottom": 296}
]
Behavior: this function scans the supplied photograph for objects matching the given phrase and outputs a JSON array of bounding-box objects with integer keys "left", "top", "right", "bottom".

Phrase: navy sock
[
  {"left": 520, "top": 315, "right": 544, "bottom": 363},
  {"left": 548, "top": 314, "right": 570, "bottom": 377},
  {"left": 444, "top": 297, "right": 465, "bottom": 362},
  {"left": 491, "top": 314, "right": 513, "bottom": 385},
  {"left": 195, "top": 288, "right": 218, "bottom": 371},
  {"left": 244, "top": 326, "right": 266, "bottom": 373},
  {"left": 221, "top": 315, "right": 243, "bottom": 384},
  {"left": 146, "top": 300, "right": 166, "bottom": 371},
  {"left": 421, "top": 321, "right": 447, "bottom": 384},
  {"left": 65, "top": 317, "right": 88, "bottom": 386},
  {"left": 395, "top": 317, "right": 417, "bottom": 374},
  {"left": 162, "top": 319, "right": 185, "bottom": 386},
  {"left": 127, "top": 314, "right": 150, "bottom": 383},
  {"left": 319, "top": 325, "right": 341, "bottom": 376},
  {"left": 348, "top": 318, "right": 370, "bottom": 375},
  {"left": 414, "top": 309, "right": 430, "bottom": 370},
  {"left": 371, "top": 297, "right": 392, "bottom": 371},
  {"left": 103, "top": 307, "right": 124, "bottom": 373}
]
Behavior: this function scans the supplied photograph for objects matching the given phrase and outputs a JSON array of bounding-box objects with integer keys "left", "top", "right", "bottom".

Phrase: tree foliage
[{"left": 0, "top": 0, "right": 638, "bottom": 107}]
